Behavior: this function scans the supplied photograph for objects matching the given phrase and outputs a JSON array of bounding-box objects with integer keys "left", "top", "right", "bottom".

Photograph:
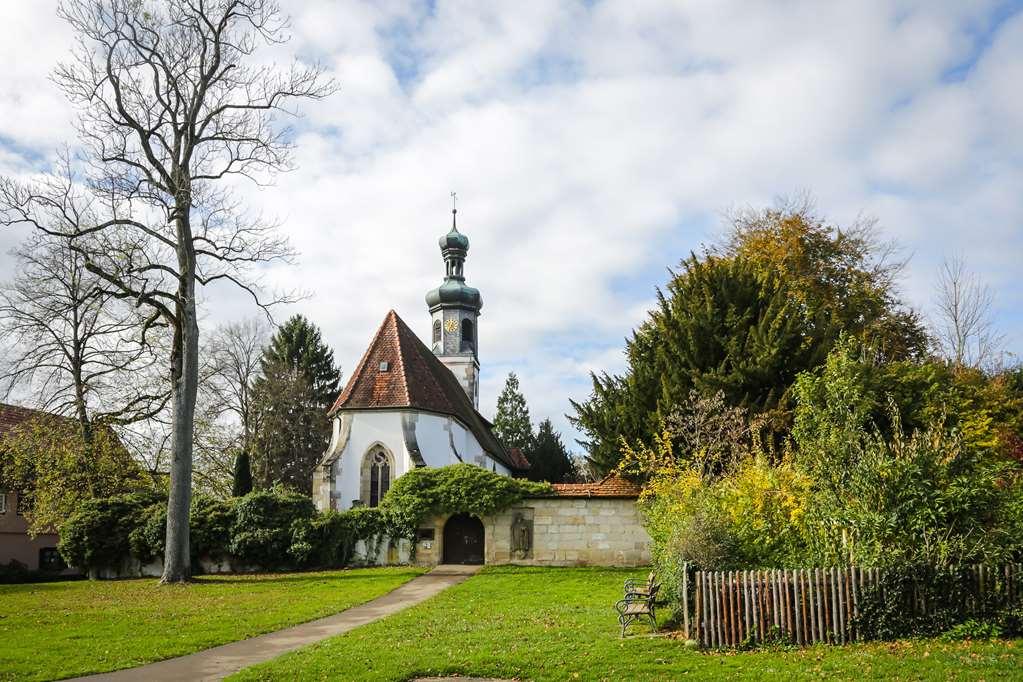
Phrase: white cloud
[{"left": 0, "top": 0, "right": 1021, "bottom": 445}]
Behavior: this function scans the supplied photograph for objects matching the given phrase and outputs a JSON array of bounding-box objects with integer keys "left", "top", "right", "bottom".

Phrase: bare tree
[
  {"left": 933, "top": 255, "right": 1003, "bottom": 369},
  {"left": 0, "top": 1, "right": 335, "bottom": 582},
  {"left": 207, "top": 318, "right": 268, "bottom": 456},
  {"left": 0, "top": 231, "right": 168, "bottom": 442}
]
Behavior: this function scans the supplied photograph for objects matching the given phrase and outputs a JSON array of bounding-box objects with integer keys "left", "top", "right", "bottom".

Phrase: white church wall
[
  {"left": 335, "top": 411, "right": 410, "bottom": 509},
  {"left": 328, "top": 410, "right": 509, "bottom": 510}
]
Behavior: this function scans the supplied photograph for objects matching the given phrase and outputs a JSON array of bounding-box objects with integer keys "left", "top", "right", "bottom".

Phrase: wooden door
[{"left": 442, "top": 513, "right": 485, "bottom": 564}]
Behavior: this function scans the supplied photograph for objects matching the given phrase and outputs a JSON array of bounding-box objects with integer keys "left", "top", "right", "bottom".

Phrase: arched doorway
[{"left": 442, "top": 513, "right": 485, "bottom": 565}]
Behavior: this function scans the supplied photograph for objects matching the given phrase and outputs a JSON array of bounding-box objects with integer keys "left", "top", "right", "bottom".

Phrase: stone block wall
[{"left": 483, "top": 497, "right": 651, "bottom": 567}]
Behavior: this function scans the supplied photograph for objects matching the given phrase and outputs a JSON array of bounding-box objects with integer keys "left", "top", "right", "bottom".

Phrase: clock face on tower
[{"left": 444, "top": 318, "right": 459, "bottom": 333}]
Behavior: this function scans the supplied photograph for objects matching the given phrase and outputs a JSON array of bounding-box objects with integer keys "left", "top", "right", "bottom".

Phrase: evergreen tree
[
  {"left": 231, "top": 450, "right": 253, "bottom": 497},
  {"left": 251, "top": 360, "right": 330, "bottom": 491},
  {"left": 250, "top": 316, "right": 340, "bottom": 493},
  {"left": 570, "top": 204, "right": 928, "bottom": 475},
  {"left": 525, "top": 419, "right": 577, "bottom": 483},
  {"left": 571, "top": 254, "right": 826, "bottom": 474},
  {"left": 494, "top": 372, "right": 534, "bottom": 452},
  {"left": 255, "top": 314, "right": 341, "bottom": 407}
]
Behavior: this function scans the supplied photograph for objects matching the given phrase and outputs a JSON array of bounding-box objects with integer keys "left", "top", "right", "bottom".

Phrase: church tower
[{"left": 425, "top": 205, "right": 481, "bottom": 407}]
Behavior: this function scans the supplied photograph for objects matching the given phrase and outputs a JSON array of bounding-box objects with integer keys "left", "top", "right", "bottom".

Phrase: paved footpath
[{"left": 72, "top": 564, "right": 481, "bottom": 682}]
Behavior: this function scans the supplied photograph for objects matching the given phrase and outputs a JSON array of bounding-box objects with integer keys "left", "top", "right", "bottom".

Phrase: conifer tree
[
  {"left": 525, "top": 419, "right": 577, "bottom": 483},
  {"left": 250, "top": 316, "right": 341, "bottom": 493},
  {"left": 231, "top": 450, "right": 253, "bottom": 497},
  {"left": 255, "top": 315, "right": 341, "bottom": 407},
  {"left": 494, "top": 372, "right": 534, "bottom": 452}
]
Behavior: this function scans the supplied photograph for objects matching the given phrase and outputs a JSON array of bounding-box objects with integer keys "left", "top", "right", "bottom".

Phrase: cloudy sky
[{"left": 1, "top": 1, "right": 1021, "bottom": 446}]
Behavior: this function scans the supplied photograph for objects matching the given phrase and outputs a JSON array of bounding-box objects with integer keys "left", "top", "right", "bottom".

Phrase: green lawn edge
[
  {"left": 230, "top": 565, "right": 1022, "bottom": 681},
  {"left": 0, "top": 566, "right": 425, "bottom": 681}
]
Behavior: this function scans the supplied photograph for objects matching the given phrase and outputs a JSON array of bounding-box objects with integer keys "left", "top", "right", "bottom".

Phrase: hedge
[
  {"left": 59, "top": 487, "right": 392, "bottom": 576},
  {"left": 58, "top": 465, "right": 550, "bottom": 576}
]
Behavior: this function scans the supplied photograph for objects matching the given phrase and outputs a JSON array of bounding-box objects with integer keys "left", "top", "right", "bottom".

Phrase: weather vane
[{"left": 450, "top": 191, "right": 457, "bottom": 214}]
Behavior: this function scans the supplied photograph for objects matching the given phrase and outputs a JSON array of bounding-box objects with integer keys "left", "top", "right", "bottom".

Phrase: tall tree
[
  {"left": 254, "top": 315, "right": 341, "bottom": 407},
  {"left": 0, "top": 415, "right": 144, "bottom": 538},
  {"left": 525, "top": 419, "right": 577, "bottom": 483},
  {"left": 0, "top": 1, "right": 335, "bottom": 583},
  {"left": 572, "top": 202, "right": 929, "bottom": 475},
  {"left": 250, "top": 360, "right": 329, "bottom": 491},
  {"left": 250, "top": 315, "right": 340, "bottom": 491},
  {"left": 207, "top": 319, "right": 269, "bottom": 454},
  {"left": 721, "top": 199, "right": 928, "bottom": 363},
  {"left": 0, "top": 231, "right": 167, "bottom": 442},
  {"left": 933, "top": 255, "right": 1003, "bottom": 369},
  {"left": 494, "top": 372, "right": 534, "bottom": 452},
  {"left": 571, "top": 254, "right": 822, "bottom": 474}
]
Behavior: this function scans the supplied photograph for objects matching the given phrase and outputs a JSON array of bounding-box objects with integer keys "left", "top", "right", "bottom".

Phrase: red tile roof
[
  {"left": 0, "top": 403, "right": 69, "bottom": 437},
  {"left": 328, "top": 310, "right": 526, "bottom": 472},
  {"left": 546, "top": 472, "right": 643, "bottom": 498},
  {"left": 506, "top": 447, "right": 531, "bottom": 471}
]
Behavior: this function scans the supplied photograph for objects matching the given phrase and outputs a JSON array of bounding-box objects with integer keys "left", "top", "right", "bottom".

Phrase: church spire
[{"left": 426, "top": 198, "right": 482, "bottom": 407}]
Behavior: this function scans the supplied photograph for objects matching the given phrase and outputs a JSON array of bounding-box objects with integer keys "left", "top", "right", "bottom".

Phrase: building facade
[
  {"left": 0, "top": 403, "right": 73, "bottom": 574},
  {"left": 313, "top": 215, "right": 528, "bottom": 513}
]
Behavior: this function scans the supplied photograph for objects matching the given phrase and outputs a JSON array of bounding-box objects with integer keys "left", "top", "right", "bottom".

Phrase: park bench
[
  {"left": 623, "top": 570, "right": 657, "bottom": 598},
  {"left": 615, "top": 582, "right": 660, "bottom": 637}
]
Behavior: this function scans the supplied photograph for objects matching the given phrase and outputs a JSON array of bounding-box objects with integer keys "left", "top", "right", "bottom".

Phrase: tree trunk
[{"left": 162, "top": 205, "right": 199, "bottom": 584}]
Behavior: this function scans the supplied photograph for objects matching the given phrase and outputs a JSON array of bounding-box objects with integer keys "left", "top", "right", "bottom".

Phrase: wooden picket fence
[{"left": 680, "top": 564, "right": 1023, "bottom": 648}]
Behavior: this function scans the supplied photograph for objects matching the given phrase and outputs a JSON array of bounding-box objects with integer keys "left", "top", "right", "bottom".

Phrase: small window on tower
[
  {"left": 432, "top": 319, "right": 441, "bottom": 344},
  {"left": 460, "top": 318, "right": 474, "bottom": 352}
]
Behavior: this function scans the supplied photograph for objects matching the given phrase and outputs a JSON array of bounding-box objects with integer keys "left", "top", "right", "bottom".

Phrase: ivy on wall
[{"left": 380, "top": 463, "right": 551, "bottom": 540}]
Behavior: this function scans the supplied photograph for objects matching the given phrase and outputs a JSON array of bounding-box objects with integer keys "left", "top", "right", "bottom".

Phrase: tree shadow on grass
[{"left": 192, "top": 568, "right": 424, "bottom": 586}]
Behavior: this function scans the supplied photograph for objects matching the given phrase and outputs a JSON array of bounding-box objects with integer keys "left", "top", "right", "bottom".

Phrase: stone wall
[{"left": 482, "top": 497, "right": 650, "bottom": 567}]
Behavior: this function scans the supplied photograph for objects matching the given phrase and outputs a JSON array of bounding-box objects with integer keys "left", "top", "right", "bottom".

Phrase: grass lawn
[
  {"left": 0, "top": 566, "right": 424, "bottom": 681},
  {"left": 232, "top": 565, "right": 1021, "bottom": 681}
]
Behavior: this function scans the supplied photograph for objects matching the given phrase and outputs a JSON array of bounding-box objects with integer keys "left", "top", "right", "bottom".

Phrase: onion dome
[
  {"left": 439, "top": 225, "right": 469, "bottom": 252},
  {"left": 425, "top": 207, "right": 483, "bottom": 312},
  {"left": 426, "top": 278, "right": 481, "bottom": 310}
]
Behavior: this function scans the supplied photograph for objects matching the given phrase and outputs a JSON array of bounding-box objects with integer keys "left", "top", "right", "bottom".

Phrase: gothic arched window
[
  {"left": 363, "top": 449, "right": 391, "bottom": 508},
  {"left": 433, "top": 319, "right": 441, "bottom": 344},
  {"left": 460, "top": 318, "right": 474, "bottom": 352}
]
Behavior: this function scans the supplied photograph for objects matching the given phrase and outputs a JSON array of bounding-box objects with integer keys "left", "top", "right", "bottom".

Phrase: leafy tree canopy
[
  {"left": 571, "top": 203, "right": 929, "bottom": 474},
  {"left": 0, "top": 417, "right": 146, "bottom": 537}
]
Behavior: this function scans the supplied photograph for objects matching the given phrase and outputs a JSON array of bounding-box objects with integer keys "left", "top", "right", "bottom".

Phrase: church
[
  {"left": 311, "top": 208, "right": 649, "bottom": 567},
  {"left": 312, "top": 209, "right": 530, "bottom": 513}
]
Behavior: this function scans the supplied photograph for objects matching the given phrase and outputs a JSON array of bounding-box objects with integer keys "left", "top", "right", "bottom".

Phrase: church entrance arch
[{"left": 442, "top": 513, "right": 485, "bottom": 565}]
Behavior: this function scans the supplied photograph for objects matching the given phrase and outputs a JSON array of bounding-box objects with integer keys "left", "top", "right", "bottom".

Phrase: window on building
[
  {"left": 39, "top": 547, "right": 66, "bottom": 572},
  {"left": 432, "top": 319, "right": 441, "bottom": 344},
  {"left": 0, "top": 491, "right": 6, "bottom": 514},
  {"left": 366, "top": 450, "right": 391, "bottom": 507},
  {"left": 460, "top": 318, "right": 474, "bottom": 352}
]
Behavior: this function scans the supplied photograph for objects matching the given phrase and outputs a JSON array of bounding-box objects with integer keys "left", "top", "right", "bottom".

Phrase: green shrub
[
  {"left": 230, "top": 487, "right": 316, "bottom": 569},
  {"left": 853, "top": 565, "right": 1020, "bottom": 641},
  {"left": 291, "top": 507, "right": 393, "bottom": 568},
  {"left": 58, "top": 490, "right": 163, "bottom": 574},
  {"left": 381, "top": 463, "right": 549, "bottom": 540},
  {"left": 191, "top": 495, "right": 235, "bottom": 560},
  {"left": 128, "top": 503, "right": 166, "bottom": 564},
  {"left": 941, "top": 619, "right": 1003, "bottom": 641}
]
